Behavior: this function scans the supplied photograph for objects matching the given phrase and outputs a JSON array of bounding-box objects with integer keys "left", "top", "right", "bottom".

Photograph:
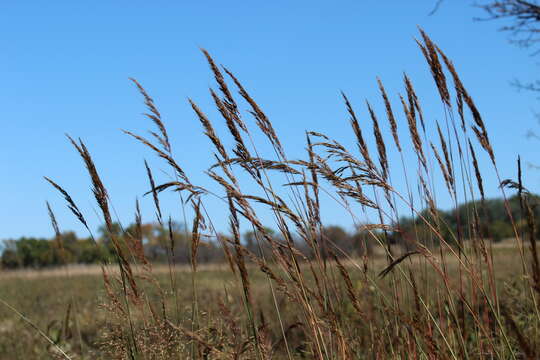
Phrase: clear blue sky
[{"left": 1, "top": 1, "right": 538, "bottom": 239}]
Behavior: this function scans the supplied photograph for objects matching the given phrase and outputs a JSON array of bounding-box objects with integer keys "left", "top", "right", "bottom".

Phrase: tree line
[
  {"left": 0, "top": 221, "right": 373, "bottom": 269},
  {"left": 392, "top": 194, "right": 540, "bottom": 248},
  {"left": 1, "top": 194, "right": 537, "bottom": 269}
]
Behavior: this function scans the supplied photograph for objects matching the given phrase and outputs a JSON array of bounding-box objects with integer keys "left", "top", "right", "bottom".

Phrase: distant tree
[
  {"left": 322, "top": 225, "right": 351, "bottom": 258},
  {"left": 491, "top": 219, "right": 516, "bottom": 241},
  {"left": 55, "top": 231, "right": 78, "bottom": 264},
  {"left": 13, "top": 237, "right": 64, "bottom": 268},
  {"left": 0, "top": 220, "right": 230, "bottom": 268},
  {"left": 1, "top": 249, "right": 19, "bottom": 269},
  {"left": 1, "top": 240, "right": 20, "bottom": 269},
  {"left": 243, "top": 227, "right": 275, "bottom": 257},
  {"left": 77, "top": 239, "right": 110, "bottom": 264},
  {"left": 97, "top": 222, "right": 123, "bottom": 247},
  {"left": 350, "top": 226, "right": 374, "bottom": 256},
  {"left": 393, "top": 194, "right": 540, "bottom": 246}
]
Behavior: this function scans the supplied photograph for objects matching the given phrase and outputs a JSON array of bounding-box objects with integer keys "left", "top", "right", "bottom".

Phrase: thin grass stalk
[{"left": 46, "top": 202, "right": 85, "bottom": 356}]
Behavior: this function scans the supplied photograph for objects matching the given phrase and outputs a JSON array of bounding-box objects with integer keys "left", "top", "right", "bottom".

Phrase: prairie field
[
  {"left": 0, "top": 241, "right": 537, "bottom": 359},
  {"left": 2, "top": 26, "right": 540, "bottom": 360}
]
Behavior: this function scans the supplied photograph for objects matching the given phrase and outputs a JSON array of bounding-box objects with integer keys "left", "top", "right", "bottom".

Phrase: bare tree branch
[
  {"left": 429, "top": 0, "right": 445, "bottom": 15},
  {"left": 475, "top": 0, "right": 540, "bottom": 53}
]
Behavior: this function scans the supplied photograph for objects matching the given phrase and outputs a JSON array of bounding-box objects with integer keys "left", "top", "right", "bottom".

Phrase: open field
[
  {"left": 2, "top": 29, "right": 540, "bottom": 359},
  {"left": 0, "top": 242, "right": 536, "bottom": 359},
  {"left": 0, "top": 238, "right": 528, "bottom": 279}
]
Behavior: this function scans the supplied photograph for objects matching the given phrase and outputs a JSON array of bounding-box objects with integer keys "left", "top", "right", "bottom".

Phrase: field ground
[{"left": 0, "top": 239, "right": 533, "bottom": 359}]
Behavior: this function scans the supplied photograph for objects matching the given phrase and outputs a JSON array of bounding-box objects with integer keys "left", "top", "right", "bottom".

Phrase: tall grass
[{"left": 39, "top": 30, "right": 540, "bottom": 359}]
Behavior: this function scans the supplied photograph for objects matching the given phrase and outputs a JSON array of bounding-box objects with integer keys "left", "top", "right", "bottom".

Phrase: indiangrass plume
[{"left": 21, "top": 29, "right": 540, "bottom": 360}]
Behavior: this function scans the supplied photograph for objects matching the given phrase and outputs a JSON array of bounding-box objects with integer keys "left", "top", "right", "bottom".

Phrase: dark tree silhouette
[
  {"left": 433, "top": 1, "right": 539, "bottom": 54},
  {"left": 477, "top": 1, "right": 540, "bottom": 95},
  {"left": 478, "top": 1, "right": 540, "bottom": 52}
]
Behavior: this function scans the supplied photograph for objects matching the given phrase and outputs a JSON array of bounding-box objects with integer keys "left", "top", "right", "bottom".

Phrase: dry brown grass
[{"left": 3, "top": 29, "right": 540, "bottom": 359}]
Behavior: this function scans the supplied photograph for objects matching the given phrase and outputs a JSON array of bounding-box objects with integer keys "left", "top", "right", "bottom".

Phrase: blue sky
[{"left": 1, "top": 1, "right": 538, "bottom": 239}]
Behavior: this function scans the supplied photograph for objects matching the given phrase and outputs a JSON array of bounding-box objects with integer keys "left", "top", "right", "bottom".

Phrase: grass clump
[{"left": 2, "top": 29, "right": 540, "bottom": 359}]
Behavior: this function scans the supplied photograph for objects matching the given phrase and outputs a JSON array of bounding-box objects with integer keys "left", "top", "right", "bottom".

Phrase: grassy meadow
[
  {"left": 2, "top": 30, "right": 540, "bottom": 359},
  {"left": 0, "top": 242, "right": 535, "bottom": 359}
]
